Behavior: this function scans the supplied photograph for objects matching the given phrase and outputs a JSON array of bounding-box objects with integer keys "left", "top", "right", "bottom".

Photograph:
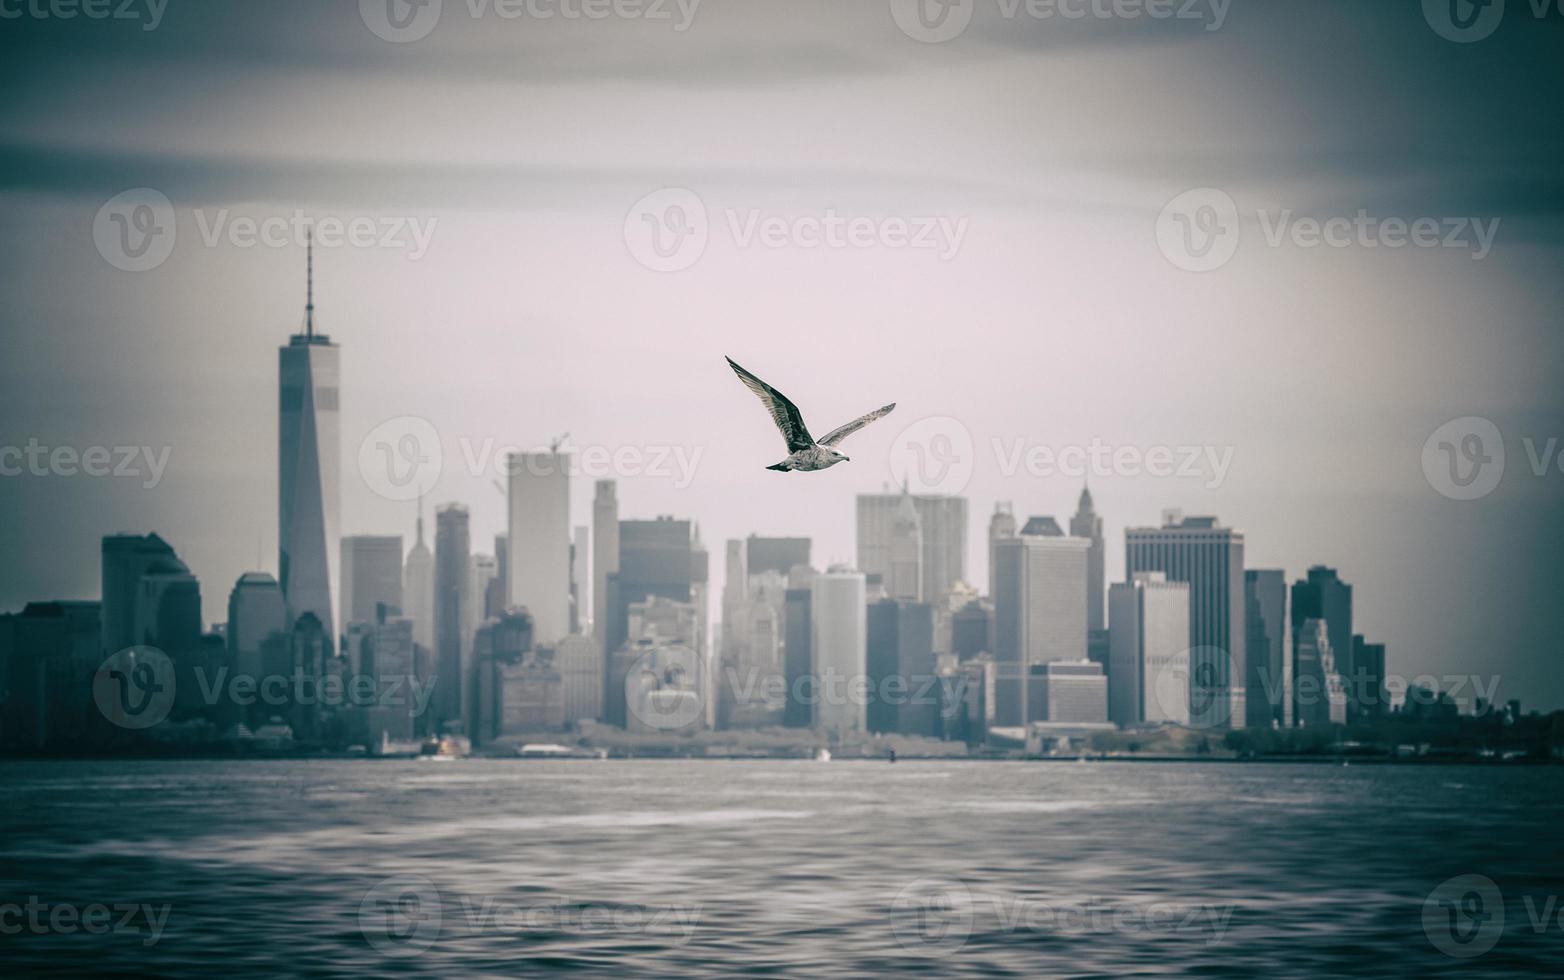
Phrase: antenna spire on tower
[{"left": 305, "top": 228, "right": 315, "bottom": 341}]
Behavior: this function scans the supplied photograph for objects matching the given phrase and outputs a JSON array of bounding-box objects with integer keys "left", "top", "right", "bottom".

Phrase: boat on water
[
  {"left": 416, "top": 734, "right": 471, "bottom": 760},
  {"left": 516, "top": 743, "right": 608, "bottom": 760},
  {"left": 814, "top": 748, "right": 831, "bottom": 762}
]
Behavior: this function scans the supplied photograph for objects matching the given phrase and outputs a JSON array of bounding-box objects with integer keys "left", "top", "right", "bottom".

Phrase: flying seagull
[{"left": 725, "top": 356, "right": 896, "bottom": 472}]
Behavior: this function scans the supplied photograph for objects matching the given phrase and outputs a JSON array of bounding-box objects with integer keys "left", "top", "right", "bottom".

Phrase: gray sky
[{"left": 1, "top": 0, "right": 1561, "bottom": 708}]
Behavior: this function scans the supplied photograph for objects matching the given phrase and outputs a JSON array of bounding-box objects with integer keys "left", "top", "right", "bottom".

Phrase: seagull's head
[{"left": 829, "top": 448, "right": 849, "bottom": 463}]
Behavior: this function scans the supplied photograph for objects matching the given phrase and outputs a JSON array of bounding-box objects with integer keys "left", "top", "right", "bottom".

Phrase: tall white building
[
  {"left": 1108, "top": 572, "right": 1191, "bottom": 726},
  {"left": 811, "top": 566, "right": 867, "bottom": 735},
  {"left": 278, "top": 241, "right": 339, "bottom": 640},
  {"left": 507, "top": 451, "right": 571, "bottom": 646},
  {"left": 1126, "top": 513, "right": 1247, "bottom": 729}
]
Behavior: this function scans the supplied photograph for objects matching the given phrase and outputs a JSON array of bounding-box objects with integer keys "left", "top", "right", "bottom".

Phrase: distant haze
[{"left": 1, "top": 1, "right": 1560, "bottom": 707}]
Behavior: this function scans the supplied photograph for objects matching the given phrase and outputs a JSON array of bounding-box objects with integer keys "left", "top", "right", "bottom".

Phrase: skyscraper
[
  {"left": 887, "top": 491, "right": 923, "bottom": 602},
  {"left": 811, "top": 567, "right": 866, "bottom": 736},
  {"left": 403, "top": 501, "right": 435, "bottom": 651},
  {"left": 1107, "top": 572, "right": 1191, "bottom": 727},
  {"left": 592, "top": 480, "right": 618, "bottom": 660},
  {"left": 1291, "top": 566, "right": 1354, "bottom": 720},
  {"left": 865, "top": 599, "right": 937, "bottom": 736},
  {"left": 227, "top": 571, "right": 286, "bottom": 688},
  {"left": 434, "top": 504, "right": 471, "bottom": 730},
  {"left": 1294, "top": 618, "right": 1346, "bottom": 727},
  {"left": 990, "top": 522, "right": 1089, "bottom": 725},
  {"left": 278, "top": 238, "right": 340, "bottom": 643},
  {"left": 555, "top": 632, "right": 603, "bottom": 724},
  {"left": 782, "top": 582, "right": 813, "bottom": 729},
  {"left": 0, "top": 601, "right": 103, "bottom": 751},
  {"left": 1350, "top": 635, "right": 1387, "bottom": 719},
  {"left": 101, "top": 532, "right": 176, "bottom": 653},
  {"left": 745, "top": 536, "right": 811, "bottom": 577},
  {"left": 507, "top": 451, "right": 571, "bottom": 647},
  {"left": 1026, "top": 660, "right": 1108, "bottom": 724},
  {"left": 857, "top": 492, "right": 967, "bottom": 604},
  {"left": 467, "top": 553, "right": 498, "bottom": 652},
  {"left": 612, "top": 517, "right": 696, "bottom": 654},
  {"left": 570, "top": 524, "right": 590, "bottom": 635},
  {"left": 1125, "top": 513, "right": 1247, "bottom": 729},
  {"left": 1069, "top": 486, "right": 1105, "bottom": 634},
  {"left": 987, "top": 501, "right": 1016, "bottom": 598},
  {"left": 1244, "top": 569, "right": 1289, "bottom": 729},
  {"left": 340, "top": 535, "right": 403, "bottom": 630}
]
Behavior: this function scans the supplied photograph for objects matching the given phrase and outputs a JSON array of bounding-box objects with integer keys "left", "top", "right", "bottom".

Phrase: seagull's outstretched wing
[
  {"left": 818, "top": 403, "right": 896, "bottom": 447},
  {"left": 726, "top": 356, "right": 815, "bottom": 452}
]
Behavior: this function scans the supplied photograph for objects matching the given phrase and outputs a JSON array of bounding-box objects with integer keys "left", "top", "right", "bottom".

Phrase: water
[{"left": 1, "top": 759, "right": 1560, "bottom": 977}]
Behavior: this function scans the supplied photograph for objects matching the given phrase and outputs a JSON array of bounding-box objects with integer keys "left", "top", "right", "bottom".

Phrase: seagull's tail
[{"left": 766, "top": 463, "right": 791, "bottom": 472}]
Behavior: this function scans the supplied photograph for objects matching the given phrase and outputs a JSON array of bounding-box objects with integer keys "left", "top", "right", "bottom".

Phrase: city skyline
[
  {"left": 3, "top": 5, "right": 1560, "bottom": 977},
  {"left": 1, "top": 1, "right": 1560, "bottom": 717}
]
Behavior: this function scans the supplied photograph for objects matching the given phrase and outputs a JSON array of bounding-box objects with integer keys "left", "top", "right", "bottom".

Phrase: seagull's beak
[{"left": 842, "top": 455, "right": 851, "bottom": 462}]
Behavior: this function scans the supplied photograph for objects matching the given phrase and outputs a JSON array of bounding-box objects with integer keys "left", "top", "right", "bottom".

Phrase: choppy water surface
[{"left": 1, "top": 760, "right": 1560, "bottom": 977}]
